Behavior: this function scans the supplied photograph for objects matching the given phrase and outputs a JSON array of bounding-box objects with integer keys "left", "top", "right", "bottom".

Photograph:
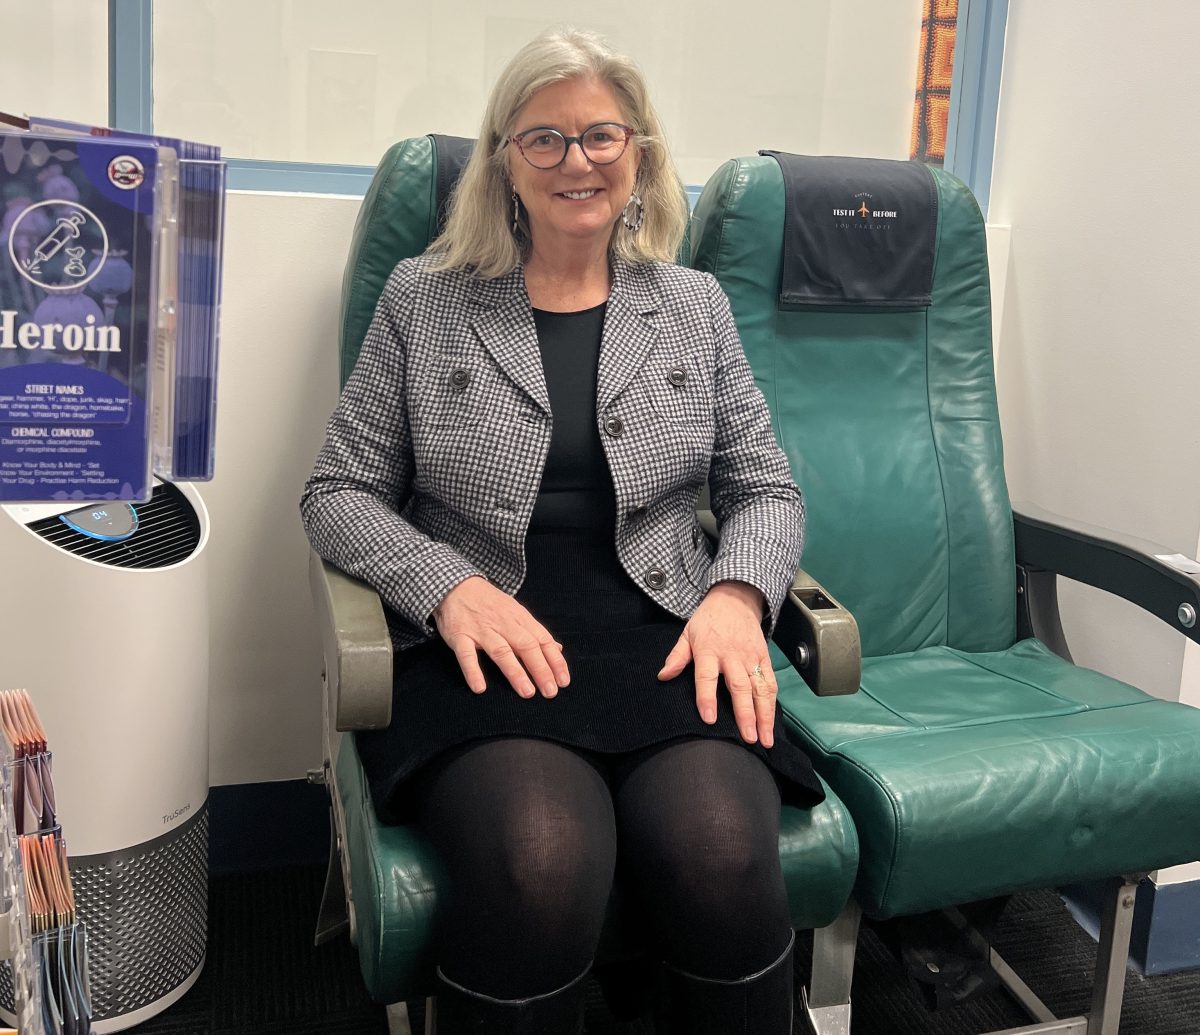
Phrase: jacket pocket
[
  {"left": 416, "top": 356, "right": 498, "bottom": 428},
  {"left": 637, "top": 353, "right": 713, "bottom": 426}
]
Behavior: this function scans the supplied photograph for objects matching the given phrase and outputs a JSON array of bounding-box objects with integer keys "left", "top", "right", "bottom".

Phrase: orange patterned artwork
[{"left": 910, "top": 0, "right": 958, "bottom": 165}]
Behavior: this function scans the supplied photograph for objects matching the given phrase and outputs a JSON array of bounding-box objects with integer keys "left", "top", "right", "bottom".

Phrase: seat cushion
[
  {"left": 778, "top": 637, "right": 1200, "bottom": 919},
  {"left": 334, "top": 734, "right": 859, "bottom": 1003}
]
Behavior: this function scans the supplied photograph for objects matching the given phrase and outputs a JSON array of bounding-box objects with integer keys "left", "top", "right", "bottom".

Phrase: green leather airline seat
[
  {"left": 326, "top": 136, "right": 860, "bottom": 1003},
  {"left": 690, "top": 154, "right": 1200, "bottom": 920}
]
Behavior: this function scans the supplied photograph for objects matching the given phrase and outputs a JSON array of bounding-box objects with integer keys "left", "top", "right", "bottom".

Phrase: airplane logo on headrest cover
[{"left": 832, "top": 192, "right": 899, "bottom": 223}]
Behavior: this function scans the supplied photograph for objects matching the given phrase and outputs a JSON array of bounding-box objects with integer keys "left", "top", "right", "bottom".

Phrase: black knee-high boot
[
  {"left": 432, "top": 965, "right": 589, "bottom": 1034},
  {"left": 661, "top": 932, "right": 795, "bottom": 1035}
]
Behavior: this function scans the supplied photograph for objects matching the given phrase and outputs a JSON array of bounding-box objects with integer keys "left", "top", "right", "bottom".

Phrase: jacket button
[
  {"left": 628, "top": 502, "right": 647, "bottom": 518},
  {"left": 449, "top": 368, "right": 471, "bottom": 390},
  {"left": 668, "top": 366, "right": 688, "bottom": 386},
  {"left": 692, "top": 525, "right": 702, "bottom": 546},
  {"left": 604, "top": 416, "right": 625, "bottom": 438},
  {"left": 644, "top": 568, "right": 666, "bottom": 589}
]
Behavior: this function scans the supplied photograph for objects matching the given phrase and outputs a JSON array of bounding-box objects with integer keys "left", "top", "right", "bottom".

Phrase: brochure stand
[{"left": 0, "top": 691, "right": 90, "bottom": 1035}]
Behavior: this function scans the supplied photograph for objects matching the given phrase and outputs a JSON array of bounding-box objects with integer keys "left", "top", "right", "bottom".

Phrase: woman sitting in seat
[{"left": 302, "top": 26, "right": 821, "bottom": 1034}]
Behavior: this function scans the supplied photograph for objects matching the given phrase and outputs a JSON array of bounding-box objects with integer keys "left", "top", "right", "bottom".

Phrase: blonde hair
[{"left": 427, "top": 27, "right": 689, "bottom": 278}]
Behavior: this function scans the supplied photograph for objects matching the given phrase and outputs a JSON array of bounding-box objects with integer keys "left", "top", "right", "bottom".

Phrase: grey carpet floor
[{"left": 129, "top": 866, "right": 1198, "bottom": 1033}]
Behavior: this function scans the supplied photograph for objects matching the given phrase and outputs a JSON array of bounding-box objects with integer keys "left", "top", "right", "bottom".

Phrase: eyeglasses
[{"left": 509, "top": 122, "right": 635, "bottom": 169}]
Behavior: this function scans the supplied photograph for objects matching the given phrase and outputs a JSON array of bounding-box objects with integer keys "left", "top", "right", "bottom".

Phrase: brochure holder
[{"left": 0, "top": 115, "right": 225, "bottom": 502}]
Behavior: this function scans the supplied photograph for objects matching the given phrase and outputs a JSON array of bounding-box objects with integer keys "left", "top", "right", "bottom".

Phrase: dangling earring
[
  {"left": 511, "top": 190, "right": 522, "bottom": 237},
  {"left": 622, "top": 189, "right": 645, "bottom": 233}
]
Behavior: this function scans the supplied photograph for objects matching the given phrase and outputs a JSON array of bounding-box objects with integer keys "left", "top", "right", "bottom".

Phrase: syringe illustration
[{"left": 24, "top": 211, "right": 86, "bottom": 273}]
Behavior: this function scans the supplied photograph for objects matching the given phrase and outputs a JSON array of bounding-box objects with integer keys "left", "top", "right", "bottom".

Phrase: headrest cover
[
  {"left": 431, "top": 134, "right": 475, "bottom": 235},
  {"left": 761, "top": 152, "right": 938, "bottom": 308}
]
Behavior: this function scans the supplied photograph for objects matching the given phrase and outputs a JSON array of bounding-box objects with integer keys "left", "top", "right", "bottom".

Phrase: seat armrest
[
  {"left": 309, "top": 549, "right": 394, "bottom": 730},
  {"left": 773, "top": 569, "right": 862, "bottom": 696},
  {"left": 1013, "top": 501, "right": 1200, "bottom": 644}
]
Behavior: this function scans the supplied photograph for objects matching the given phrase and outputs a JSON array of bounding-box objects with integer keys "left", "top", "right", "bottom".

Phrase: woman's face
[{"left": 507, "top": 75, "right": 640, "bottom": 255}]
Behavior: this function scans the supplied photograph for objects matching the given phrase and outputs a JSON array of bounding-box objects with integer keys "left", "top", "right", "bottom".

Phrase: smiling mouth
[{"left": 559, "top": 189, "right": 600, "bottom": 200}]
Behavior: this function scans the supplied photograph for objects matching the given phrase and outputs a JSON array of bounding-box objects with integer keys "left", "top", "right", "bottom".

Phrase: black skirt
[{"left": 357, "top": 529, "right": 825, "bottom": 820}]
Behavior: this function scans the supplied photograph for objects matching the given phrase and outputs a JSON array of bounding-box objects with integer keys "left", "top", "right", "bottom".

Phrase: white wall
[
  {"left": 202, "top": 191, "right": 357, "bottom": 784},
  {"left": 989, "top": 0, "right": 1200, "bottom": 705},
  {"left": 152, "top": 0, "right": 923, "bottom": 183},
  {"left": 818, "top": 0, "right": 924, "bottom": 160},
  {"left": 0, "top": 2, "right": 108, "bottom": 127}
]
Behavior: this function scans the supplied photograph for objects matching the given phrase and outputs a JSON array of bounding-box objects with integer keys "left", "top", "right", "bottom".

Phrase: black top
[{"left": 528, "top": 302, "right": 615, "bottom": 533}]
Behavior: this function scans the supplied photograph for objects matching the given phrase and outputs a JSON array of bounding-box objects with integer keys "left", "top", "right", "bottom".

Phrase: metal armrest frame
[
  {"left": 308, "top": 550, "right": 393, "bottom": 950},
  {"left": 1013, "top": 501, "right": 1200, "bottom": 653},
  {"left": 773, "top": 570, "right": 862, "bottom": 696},
  {"left": 309, "top": 549, "right": 394, "bottom": 732}
]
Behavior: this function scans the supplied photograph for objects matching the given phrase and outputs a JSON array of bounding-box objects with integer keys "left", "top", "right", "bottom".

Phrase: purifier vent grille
[
  {"left": 27, "top": 482, "right": 201, "bottom": 568},
  {"left": 70, "top": 808, "right": 209, "bottom": 1019}
]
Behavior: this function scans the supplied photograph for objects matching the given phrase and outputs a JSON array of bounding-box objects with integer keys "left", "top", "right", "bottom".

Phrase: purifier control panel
[{"left": 60, "top": 502, "right": 138, "bottom": 541}]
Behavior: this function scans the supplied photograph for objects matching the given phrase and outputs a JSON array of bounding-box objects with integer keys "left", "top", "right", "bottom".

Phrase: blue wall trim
[
  {"left": 1063, "top": 878, "right": 1200, "bottom": 976},
  {"left": 944, "top": 0, "right": 1009, "bottom": 216},
  {"left": 108, "top": 0, "right": 153, "bottom": 133},
  {"left": 226, "top": 159, "right": 378, "bottom": 195},
  {"left": 1135, "top": 880, "right": 1200, "bottom": 976}
]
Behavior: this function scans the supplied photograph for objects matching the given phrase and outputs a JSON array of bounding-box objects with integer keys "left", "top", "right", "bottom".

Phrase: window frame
[{"left": 943, "top": 0, "right": 1009, "bottom": 216}]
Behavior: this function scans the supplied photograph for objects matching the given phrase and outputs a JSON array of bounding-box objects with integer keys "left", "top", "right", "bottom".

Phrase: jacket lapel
[
  {"left": 468, "top": 267, "right": 551, "bottom": 415},
  {"left": 597, "top": 257, "right": 662, "bottom": 413}
]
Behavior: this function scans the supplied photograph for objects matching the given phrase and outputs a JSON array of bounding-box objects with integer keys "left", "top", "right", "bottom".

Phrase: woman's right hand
[{"left": 433, "top": 576, "right": 570, "bottom": 698}]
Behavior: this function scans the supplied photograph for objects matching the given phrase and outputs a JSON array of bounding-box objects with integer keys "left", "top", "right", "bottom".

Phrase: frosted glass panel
[
  {"left": 152, "top": 0, "right": 923, "bottom": 184},
  {"left": 0, "top": 0, "right": 109, "bottom": 128}
]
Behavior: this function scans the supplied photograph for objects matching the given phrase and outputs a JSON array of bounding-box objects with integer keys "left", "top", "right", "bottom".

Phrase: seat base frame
[{"left": 803, "top": 876, "right": 1140, "bottom": 1035}]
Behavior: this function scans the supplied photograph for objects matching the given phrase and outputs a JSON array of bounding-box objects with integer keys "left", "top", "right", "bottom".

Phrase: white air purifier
[{"left": 0, "top": 480, "right": 210, "bottom": 1032}]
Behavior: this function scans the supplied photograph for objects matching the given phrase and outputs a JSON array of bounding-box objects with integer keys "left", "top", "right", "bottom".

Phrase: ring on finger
[{"left": 751, "top": 662, "right": 765, "bottom": 679}]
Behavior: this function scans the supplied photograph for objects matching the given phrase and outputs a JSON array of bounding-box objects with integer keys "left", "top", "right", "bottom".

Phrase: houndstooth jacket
[{"left": 301, "top": 254, "right": 804, "bottom": 651}]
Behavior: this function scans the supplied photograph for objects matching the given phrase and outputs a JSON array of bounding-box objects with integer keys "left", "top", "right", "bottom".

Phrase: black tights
[{"left": 412, "top": 736, "right": 793, "bottom": 999}]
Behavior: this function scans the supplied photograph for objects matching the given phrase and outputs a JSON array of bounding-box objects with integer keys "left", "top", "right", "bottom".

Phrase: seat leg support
[
  {"left": 946, "top": 906, "right": 1058, "bottom": 1024},
  {"left": 313, "top": 807, "right": 350, "bottom": 945},
  {"left": 943, "top": 874, "right": 1141, "bottom": 1035},
  {"left": 1086, "top": 876, "right": 1139, "bottom": 1035},
  {"left": 802, "top": 898, "right": 861, "bottom": 1035},
  {"left": 385, "top": 1001, "right": 413, "bottom": 1035},
  {"left": 975, "top": 1022, "right": 1088, "bottom": 1035}
]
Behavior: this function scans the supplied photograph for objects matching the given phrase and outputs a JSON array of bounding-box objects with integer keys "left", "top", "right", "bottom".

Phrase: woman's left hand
[{"left": 658, "top": 580, "right": 777, "bottom": 747}]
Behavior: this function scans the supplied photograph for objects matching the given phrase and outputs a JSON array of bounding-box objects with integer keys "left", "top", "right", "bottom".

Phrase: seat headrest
[
  {"left": 759, "top": 152, "right": 938, "bottom": 309},
  {"left": 338, "top": 134, "right": 474, "bottom": 384},
  {"left": 431, "top": 134, "right": 475, "bottom": 234}
]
